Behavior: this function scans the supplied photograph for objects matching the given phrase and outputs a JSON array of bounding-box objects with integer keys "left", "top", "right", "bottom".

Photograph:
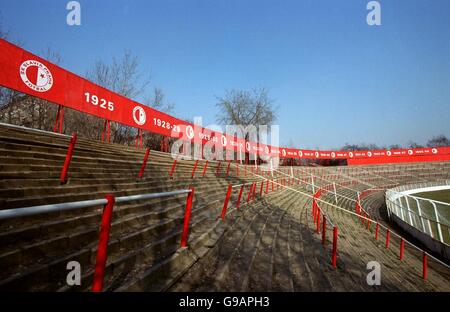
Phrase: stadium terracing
[{"left": 0, "top": 38, "right": 449, "bottom": 291}]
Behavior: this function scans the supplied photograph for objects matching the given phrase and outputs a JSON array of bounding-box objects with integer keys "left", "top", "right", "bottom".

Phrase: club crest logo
[
  {"left": 221, "top": 135, "right": 227, "bottom": 146},
  {"left": 133, "top": 106, "right": 146, "bottom": 126},
  {"left": 185, "top": 125, "right": 194, "bottom": 139},
  {"left": 20, "top": 60, "right": 53, "bottom": 92}
]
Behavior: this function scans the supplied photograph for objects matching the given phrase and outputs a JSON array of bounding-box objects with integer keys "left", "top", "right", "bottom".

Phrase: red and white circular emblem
[
  {"left": 133, "top": 106, "right": 146, "bottom": 126},
  {"left": 367, "top": 151, "right": 372, "bottom": 157},
  {"left": 221, "top": 135, "right": 227, "bottom": 146},
  {"left": 331, "top": 152, "right": 336, "bottom": 158},
  {"left": 298, "top": 150, "right": 303, "bottom": 157},
  {"left": 386, "top": 151, "right": 392, "bottom": 156},
  {"left": 185, "top": 125, "right": 194, "bottom": 139},
  {"left": 432, "top": 148, "right": 438, "bottom": 154},
  {"left": 349, "top": 152, "right": 354, "bottom": 158},
  {"left": 282, "top": 149, "right": 286, "bottom": 157},
  {"left": 20, "top": 60, "right": 53, "bottom": 92},
  {"left": 408, "top": 150, "right": 413, "bottom": 155}
]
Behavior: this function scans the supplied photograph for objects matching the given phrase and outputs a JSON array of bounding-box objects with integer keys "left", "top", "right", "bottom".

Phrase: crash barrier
[
  {"left": 0, "top": 189, "right": 195, "bottom": 292},
  {"left": 312, "top": 189, "right": 338, "bottom": 267},
  {"left": 219, "top": 177, "right": 288, "bottom": 221},
  {"left": 386, "top": 182, "right": 450, "bottom": 244},
  {"left": 273, "top": 167, "right": 450, "bottom": 280}
]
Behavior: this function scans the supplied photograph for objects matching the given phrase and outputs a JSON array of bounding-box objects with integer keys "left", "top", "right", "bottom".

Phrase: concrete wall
[{"left": 391, "top": 213, "right": 450, "bottom": 260}]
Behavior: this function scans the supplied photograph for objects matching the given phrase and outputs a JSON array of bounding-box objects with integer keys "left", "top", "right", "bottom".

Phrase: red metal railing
[{"left": 0, "top": 188, "right": 195, "bottom": 292}]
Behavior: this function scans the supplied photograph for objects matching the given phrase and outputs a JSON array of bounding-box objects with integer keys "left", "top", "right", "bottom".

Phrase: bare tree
[
  {"left": 82, "top": 50, "right": 150, "bottom": 144},
  {"left": 83, "top": 51, "right": 175, "bottom": 147},
  {"left": 389, "top": 144, "right": 402, "bottom": 150},
  {"left": 146, "top": 87, "right": 174, "bottom": 114},
  {"left": 427, "top": 135, "right": 449, "bottom": 147},
  {"left": 216, "top": 88, "right": 276, "bottom": 127},
  {"left": 215, "top": 88, "right": 276, "bottom": 163},
  {"left": 142, "top": 87, "right": 176, "bottom": 149},
  {"left": 407, "top": 141, "right": 423, "bottom": 148},
  {"left": 341, "top": 143, "right": 382, "bottom": 151}
]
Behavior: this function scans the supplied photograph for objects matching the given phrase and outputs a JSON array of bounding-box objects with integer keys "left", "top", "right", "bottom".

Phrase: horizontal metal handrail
[
  {"left": 386, "top": 197, "right": 450, "bottom": 226},
  {"left": 0, "top": 121, "right": 71, "bottom": 138},
  {"left": 115, "top": 189, "right": 191, "bottom": 203},
  {"left": 0, "top": 189, "right": 192, "bottom": 220}
]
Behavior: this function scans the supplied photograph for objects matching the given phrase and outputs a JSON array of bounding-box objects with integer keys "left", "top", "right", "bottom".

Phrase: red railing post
[
  {"left": 322, "top": 215, "right": 327, "bottom": 245},
  {"left": 265, "top": 179, "right": 269, "bottom": 194},
  {"left": 422, "top": 252, "right": 428, "bottom": 280},
  {"left": 135, "top": 129, "right": 142, "bottom": 149},
  {"left": 216, "top": 161, "right": 221, "bottom": 176},
  {"left": 92, "top": 194, "right": 115, "bottom": 292},
  {"left": 385, "top": 229, "right": 390, "bottom": 249},
  {"left": 246, "top": 183, "right": 253, "bottom": 203},
  {"left": 101, "top": 120, "right": 111, "bottom": 143},
  {"left": 316, "top": 209, "right": 321, "bottom": 234},
  {"left": 60, "top": 133, "right": 77, "bottom": 184},
  {"left": 191, "top": 159, "right": 199, "bottom": 178},
  {"left": 375, "top": 223, "right": 380, "bottom": 240},
  {"left": 106, "top": 119, "right": 110, "bottom": 143},
  {"left": 138, "top": 148, "right": 150, "bottom": 178},
  {"left": 226, "top": 161, "right": 231, "bottom": 176},
  {"left": 259, "top": 181, "right": 264, "bottom": 196},
  {"left": 331, "top": 226, "right": 338, "bottom": 268},
  {"left": 399, "top": 238, "right": 405, "bottom": 260},
  {"left": 101, "top": 120, "right": 106, "bottom": 142},
  {"left": 236, "top": 185, "right": 244, "bottom": 209},
  {"left": 53, "top": 105, "right": 64, "bottom": 133},
  {"left": 312, "top": 200, "right": 316, "bottom": 223},
  {"left": 221, "top": 184, "right": 233, "bottom": 220},
  {"left": 202, "top": 160, "right": 208, "bottom": 177},
  {"left": 169, "top": 158, "right": 177, "bottom": 178},
  {"left": 180, "top": 188, "right": 195, "bottom": 248},
  {"left": 252, "top": 182, "right": 257, "bottom": 201},
  {"left": 366, "top": 217, "right": 371, "bottom": 230}
]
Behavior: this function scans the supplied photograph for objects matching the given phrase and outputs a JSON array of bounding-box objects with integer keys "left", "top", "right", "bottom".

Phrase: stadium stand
[{"left": 0, "top": 122, "right": 449, "bottom": 291}]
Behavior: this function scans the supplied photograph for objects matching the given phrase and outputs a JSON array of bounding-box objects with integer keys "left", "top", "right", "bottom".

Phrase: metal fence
[{"left": 386, "top": 181, "right": 450, "bottom": 245}]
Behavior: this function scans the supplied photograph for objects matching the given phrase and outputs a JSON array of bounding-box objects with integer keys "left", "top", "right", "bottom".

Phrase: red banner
[{"left": 0, "top": 38, "right": 449, "bottom": 165}]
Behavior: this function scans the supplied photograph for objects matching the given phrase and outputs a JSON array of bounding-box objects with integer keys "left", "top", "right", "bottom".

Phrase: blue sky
[{"left": 1, "top": 0, "right": 449, "bottom": 149}]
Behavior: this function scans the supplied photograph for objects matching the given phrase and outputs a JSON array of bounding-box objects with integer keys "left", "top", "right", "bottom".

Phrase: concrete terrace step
[
  {"left": 0, "top": 196, "right": 221, "bottom": 291},
  {"left": 1, "top": 122, "right": 449, "bottom": 292}
]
